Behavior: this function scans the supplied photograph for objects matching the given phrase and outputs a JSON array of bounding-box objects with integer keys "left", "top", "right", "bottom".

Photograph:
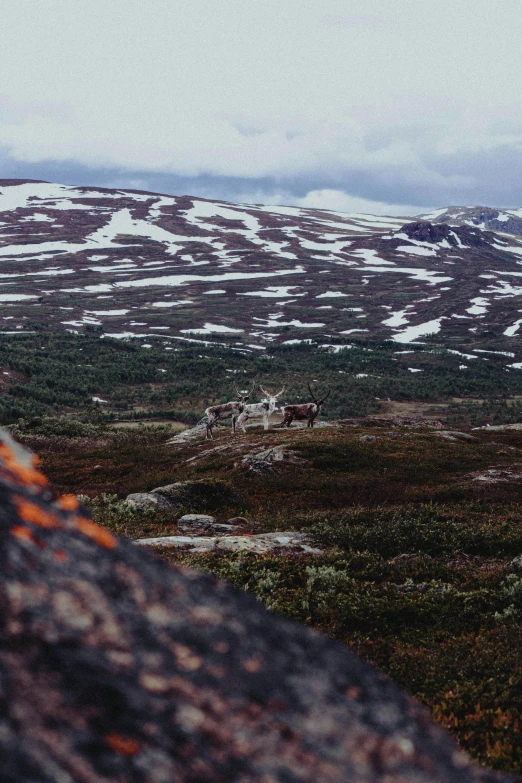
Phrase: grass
[{"left": 25, "top": 420, "right": 522, "bottom": 775}]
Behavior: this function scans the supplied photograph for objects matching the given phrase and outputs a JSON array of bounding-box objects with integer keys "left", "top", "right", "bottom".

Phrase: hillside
[
  {"left": 19, "top": 416, "right": 522, "bottom": 776},
  {"left": 1, "top": 180, "right": 522, "bottom": 367}
]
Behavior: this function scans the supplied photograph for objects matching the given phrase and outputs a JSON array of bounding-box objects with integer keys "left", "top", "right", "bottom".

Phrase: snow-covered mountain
[
  {"left": 425, "top": 205, "right": 522, "bottom": 237},
  {"left": 1, "top": 179, "right": 522, "bottom": 356}
]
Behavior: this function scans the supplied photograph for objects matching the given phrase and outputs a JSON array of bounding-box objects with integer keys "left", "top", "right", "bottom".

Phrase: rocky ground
[
  {"left": 0, "top": 425, "right": 515, "bottom": 783},
  {"left": 19, "top": 414, "right": 522, "bottom": 776}
]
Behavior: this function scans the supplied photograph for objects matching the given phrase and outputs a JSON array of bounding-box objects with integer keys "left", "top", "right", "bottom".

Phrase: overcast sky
[{"left": 1, "top": 0, "right": 521, "bottom": 214}]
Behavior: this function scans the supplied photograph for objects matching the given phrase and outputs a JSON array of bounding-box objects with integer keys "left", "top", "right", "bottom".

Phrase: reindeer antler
[
  {"left": 274, "top": 386, "right": 285, "bottom": 398},
  {"left": 259, "top": 384, "right": 271, "bottom": 398},
  {"left": 242, "top": 380, "right": 256, "bottom": 400},
  {"left": 308, "top": 383, "right": 318, "bottom": 403},
  {"left": 319, "top": 390, "right": 331, "bottom": 405}
]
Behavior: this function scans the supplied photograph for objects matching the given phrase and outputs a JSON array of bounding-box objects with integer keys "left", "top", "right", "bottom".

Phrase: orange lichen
[
  {"left": 57, "top": 494, "right": 79, "bottom": 511},
  {"left": 76, "top": 517, "right": 117, "bottom": 550},
  {"left": 54, "top": 549, "right": 68, "bottom": 563},
  {"left": 15, "top": 498, "right": 60, "bottom": 529},
  {"left": 243, "top": 656, "right": 263, "bottom": 673},
  {"left": 11, "top": 525, "right": 35, "bottom": 543},
  {"left": 0, "top": 443, "right": 48, "bottom": 487},
  {"left": 105, "top": 733, "right": 141, "bottom": 756}
]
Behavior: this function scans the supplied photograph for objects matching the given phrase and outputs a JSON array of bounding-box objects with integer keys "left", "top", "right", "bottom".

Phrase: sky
[{"left": 1, "top": 0, "right": 522, "bottom": 214}]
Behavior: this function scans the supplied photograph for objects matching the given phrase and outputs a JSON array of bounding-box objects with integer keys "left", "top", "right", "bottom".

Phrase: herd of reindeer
[{"left": 204, "top": 383, "right": 330, "bottom": 440}]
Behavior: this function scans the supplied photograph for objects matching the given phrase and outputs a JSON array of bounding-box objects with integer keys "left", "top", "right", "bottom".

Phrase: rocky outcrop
[
  {"left": 124, "top": 479, "right": 241, "bottom": 514},
  {"left": 151, "top": 478, "right": 240, "bottom": 510},
  {"left": 177, "top": 513, "right": 238, "bottom": 534},
  {"left": 398, "top": 220, "right": 495, "bottom": 247},
  {"left": 136, "top": 530, "right": 321, "bottom": 554},
  {"left": 240, "top": 445, "right": 307, "bottom": 473},
  {"left": 470, "top": 464, "right": 522, "bottom": 483},
  {"left": 0, "top": 428, "right": 511, "bottom": 782}
]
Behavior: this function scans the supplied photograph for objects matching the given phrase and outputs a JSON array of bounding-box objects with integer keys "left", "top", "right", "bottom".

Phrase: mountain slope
[{"left": 1, "top": 180, "right": 522, "bottom": 358}]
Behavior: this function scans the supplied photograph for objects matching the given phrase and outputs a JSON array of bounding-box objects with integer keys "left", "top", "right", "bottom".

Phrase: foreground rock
[{"left": 0, "top": 429, "right": 510, "bottom": 782}]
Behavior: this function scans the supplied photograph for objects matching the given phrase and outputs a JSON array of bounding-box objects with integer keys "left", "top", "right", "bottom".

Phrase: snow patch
[{"left": 392, "top": 318, "right": 444, "bottom": 344}]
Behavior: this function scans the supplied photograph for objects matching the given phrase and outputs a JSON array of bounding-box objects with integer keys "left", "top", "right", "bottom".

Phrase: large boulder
[
  {"left": 0, "top": 429, "right": 510, "bottom": 782},
  {"left": 151, "top": 478, "right": 241, "bottom": 511}
]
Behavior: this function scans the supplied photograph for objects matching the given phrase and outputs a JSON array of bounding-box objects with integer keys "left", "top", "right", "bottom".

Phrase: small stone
[
  {"left": 510, "top": 555, "right": 522, "bottom": 571},
  {"left": 227, "top": 516, "right": 249, "bottom": 527},
  {"left": 359, "top": 435, "right": 376, "bottom": 442},
  {"left": 178, "top": 514, "right": 217, "bottom": 532},
  {"left": 211, "top": 524, "right": 236, "bottom": 534}
]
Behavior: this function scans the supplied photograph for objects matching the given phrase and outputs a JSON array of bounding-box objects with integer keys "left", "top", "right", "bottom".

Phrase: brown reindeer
[
  {"left": 205, "top": 382, "right": 255, "bottom": 440},
  {"left": 280, "top": 383, "right": 330, "bottom": 428}
]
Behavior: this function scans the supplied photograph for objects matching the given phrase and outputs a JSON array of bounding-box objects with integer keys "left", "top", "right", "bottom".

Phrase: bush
[
  {"left": 308, "top": 505, "right": 522, "bottom": 558},
  {"left": 8, "top": 415, "right": 105, "bottom": 439}
]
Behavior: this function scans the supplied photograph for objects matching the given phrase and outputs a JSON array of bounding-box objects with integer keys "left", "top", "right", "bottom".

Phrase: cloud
[
  {"left": 1, "top": 1, "right": 522, "bottom": 209},
  {"left": 290, "top": 190, "right": 429, "bottom": 216}
]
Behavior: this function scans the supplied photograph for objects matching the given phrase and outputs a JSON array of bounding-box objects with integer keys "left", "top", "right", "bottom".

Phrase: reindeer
[
  {"left": 280, "top": 383, "right": 330, "bottom": 428},
  {"left": 204, "top": 382, "right": 255, "bottom": 440},
  {"left": 236, "top": 385, "right": 285, "bottom": 433}
]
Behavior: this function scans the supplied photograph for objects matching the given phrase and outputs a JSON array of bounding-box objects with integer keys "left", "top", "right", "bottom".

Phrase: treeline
[{"left": 0, "top": 334, "right": 521, "bottom": 425}]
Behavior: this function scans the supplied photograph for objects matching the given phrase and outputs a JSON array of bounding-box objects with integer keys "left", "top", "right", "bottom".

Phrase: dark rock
[
  {"left": 398, "top": 220, "right": 495, "bottom": 248},
  {"left": 0, "top": 429, "right": 511, "bottom": 782},
  {"left": 152, "top": 479, "right": 241, "bottom": 511},
  {"left": 227, "top": 515, "right": 249, "bottom": 527},
  {"left": 177, "top": 513, "right": 217, "bottom": 531}
]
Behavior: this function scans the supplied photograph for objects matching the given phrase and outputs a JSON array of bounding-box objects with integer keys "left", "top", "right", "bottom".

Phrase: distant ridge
[{"left": 0, "top": 180, "right": 521, "bottom": 355}]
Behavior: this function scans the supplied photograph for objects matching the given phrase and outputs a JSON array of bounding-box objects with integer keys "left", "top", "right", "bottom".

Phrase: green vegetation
[
  {"left": 1, "top": 332, "right": 522, "bottom": 426},
  {"left": 27, "top": 420, "right": 522, "bottom": 775},
  {"left": 6, "top": 332, "right": 522, "bottom": 774}
]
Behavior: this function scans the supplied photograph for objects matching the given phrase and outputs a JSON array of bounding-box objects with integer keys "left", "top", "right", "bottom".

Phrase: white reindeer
[
  {"left": 204, "top": 382, "right": 255, "bottom": 440},
  {"left": 236, "top": 385, "right": 285, "bottom": 433}
]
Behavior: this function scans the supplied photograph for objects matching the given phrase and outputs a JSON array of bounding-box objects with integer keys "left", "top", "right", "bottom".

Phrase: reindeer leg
[{"left": 285, "top": 415, "right": 293, "bottom": 428}]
